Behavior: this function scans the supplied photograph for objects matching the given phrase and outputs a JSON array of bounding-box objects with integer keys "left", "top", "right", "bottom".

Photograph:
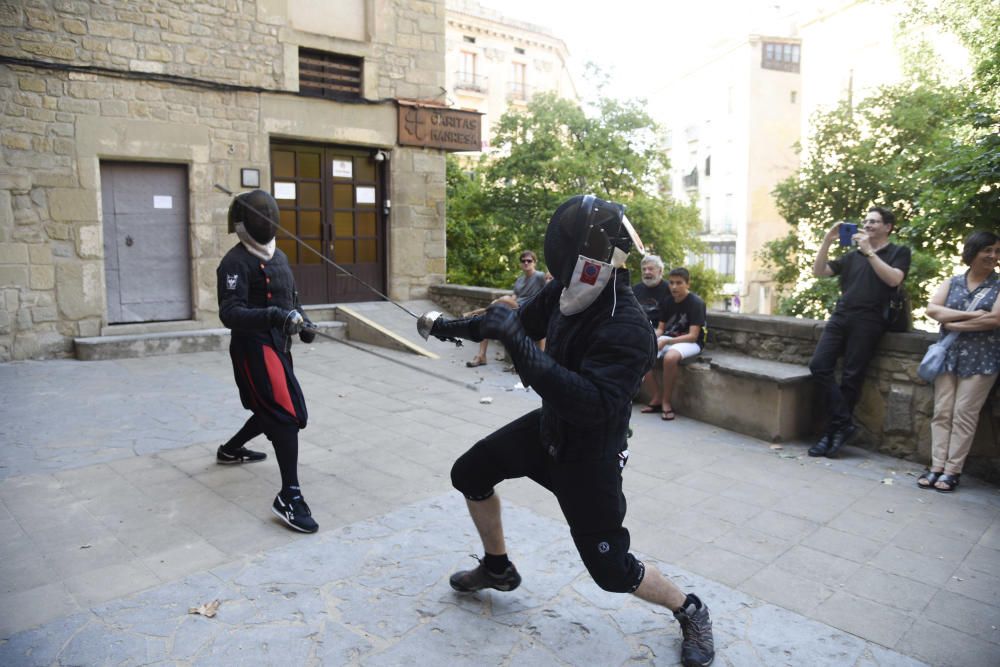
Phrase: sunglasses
[{"left": 520, "top": 258, "right": 534, "bottom": 263}]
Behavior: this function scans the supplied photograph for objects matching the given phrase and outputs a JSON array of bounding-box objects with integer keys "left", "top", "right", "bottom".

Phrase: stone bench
[{"left": 671, "top": 351, "right": 818, "bottom": 443}]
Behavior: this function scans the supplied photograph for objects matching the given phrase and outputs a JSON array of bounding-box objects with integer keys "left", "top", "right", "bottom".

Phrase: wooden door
[{"left": 270, "top": 143, "right": 387, "bottom": 304}]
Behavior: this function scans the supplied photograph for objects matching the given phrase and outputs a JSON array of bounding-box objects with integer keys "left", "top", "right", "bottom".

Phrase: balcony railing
[
  {"left": 506, "top": 81, "right": 533, "bottom": 102},
  {"left": 454, "top": 72, "right": 488, "bottom": 93}
]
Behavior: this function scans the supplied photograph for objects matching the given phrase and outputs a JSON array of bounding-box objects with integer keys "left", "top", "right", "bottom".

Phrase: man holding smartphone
[{"left": 808, "top": 207, "right": 911, "bottom": 457}]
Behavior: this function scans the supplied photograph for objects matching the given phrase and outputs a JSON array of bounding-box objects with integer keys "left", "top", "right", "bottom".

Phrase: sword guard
[{"left": 417, "top": 310, "right": 442, "bottom": 340}]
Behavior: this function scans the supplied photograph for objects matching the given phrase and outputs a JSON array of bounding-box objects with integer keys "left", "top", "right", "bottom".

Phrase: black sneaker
[
  {"left": 449, "top": 556, "right": 521, "bottom": 592},
  {"left": 271, "top": 494, "right": 318, "bottom": 533},
  {"left": 673, "top": 594, "right": 715, "bottom": 667},
  {"left": 807, "top": 433, "right": 831, "bottom": 457},
  {"left": 825, "top": 423, "right": 857, "bottom": 458},
  {"left": 217, "top": 445, "right": 267, "bottom": 464}
]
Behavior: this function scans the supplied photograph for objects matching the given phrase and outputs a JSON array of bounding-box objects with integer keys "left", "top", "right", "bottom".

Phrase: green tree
[
  {"left": 760, "top": 2, "right": 999, "bottom": 321},
  {"left": 445, "top": 88, "right": 716, "bottom": 298}
]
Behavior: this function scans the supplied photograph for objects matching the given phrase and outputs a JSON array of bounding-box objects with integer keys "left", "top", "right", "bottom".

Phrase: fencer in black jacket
[
  {"left": 215, "top": 189, "right": 319, "bottom": 534},
  {"left": 419, "top": 195, "right": 715, "bottom": 667}
]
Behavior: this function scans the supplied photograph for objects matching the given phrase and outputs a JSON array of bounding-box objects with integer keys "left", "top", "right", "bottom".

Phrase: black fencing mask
[
  {"left": 228, "top": 189, "right": 279, "bottom": 244},
  {"left": 544, "top": 194, "right": 645, "bottom": 315}
]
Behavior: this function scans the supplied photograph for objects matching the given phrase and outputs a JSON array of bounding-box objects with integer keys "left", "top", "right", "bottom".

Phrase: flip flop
[
  {"left": 661, "top": 410, "right": 676, "bottom": 421},
  {"left": 640, "top": 404, "right": 661, "bottom": 413},
  {"left": 465, "top": 359, "right": 486, "bottom": 368}
]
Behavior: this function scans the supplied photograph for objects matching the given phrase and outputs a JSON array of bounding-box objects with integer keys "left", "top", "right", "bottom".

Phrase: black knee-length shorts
[{"left": 451, "top": 409, "right": 644, "bottom": 593}]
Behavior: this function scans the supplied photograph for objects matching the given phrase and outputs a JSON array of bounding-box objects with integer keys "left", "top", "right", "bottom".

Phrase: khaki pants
[{"left": 930, "top": 372, "right": 998, "bottom": 474}]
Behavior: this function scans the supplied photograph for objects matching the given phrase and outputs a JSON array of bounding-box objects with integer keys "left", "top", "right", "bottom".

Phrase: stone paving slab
[
  {"left": 0, "top": 494, "right": 929, "bottom": 667},
  {"left": 2, "top": 300, "right": 1000, "bottom": 665}
]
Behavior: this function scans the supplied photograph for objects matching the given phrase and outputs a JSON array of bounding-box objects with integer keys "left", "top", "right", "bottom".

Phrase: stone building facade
[
  {"left": 662, "top": 34, "right": 801, "bottom": 315},
  {"left": 0, "top": 0, "right": 453, "bottom": 361},
  {"left": 444, "top": 0, "right": 576, "bottom": 153}
]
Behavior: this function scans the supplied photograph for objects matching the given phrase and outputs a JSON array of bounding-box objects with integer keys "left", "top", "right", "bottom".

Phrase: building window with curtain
[
  {"left": 762, "top": 41, "right": 800, "bottom": 72},
  {"left": 702, "top": 242, "right": 735, "bottom": 279},
  {"left": 456, "top": 51, "right": 486, "bottom": 92},
  {"left": 508, "top": 62, "right": 527, "bottom": 100}
]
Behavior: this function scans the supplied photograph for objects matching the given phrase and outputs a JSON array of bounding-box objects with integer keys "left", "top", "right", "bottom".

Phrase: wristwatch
[{"left": 862, "top": 250, "right": 875, "bottom": 257}]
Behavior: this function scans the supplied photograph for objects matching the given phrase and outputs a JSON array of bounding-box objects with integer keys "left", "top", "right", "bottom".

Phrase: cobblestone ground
[{"left": 1, "top": 301, "right": 998, "bottom": 665}]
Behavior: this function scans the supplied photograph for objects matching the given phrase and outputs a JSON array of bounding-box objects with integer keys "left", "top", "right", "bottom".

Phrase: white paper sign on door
[
  {"left": 274, "top": 182, "right": 296, "bottom": 200},
  {"left": 153, "top": 196, "right": 173, "bottom": 209},
  {"left": 332, "top": 159, "right": 353, "bottom": 178},
  {"left": 356, "top": 186, "right": 376, "bottom": 204}
]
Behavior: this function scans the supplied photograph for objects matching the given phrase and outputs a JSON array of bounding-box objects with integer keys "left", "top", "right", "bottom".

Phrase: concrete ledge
[
  {"left": 707, "top": 310, "right": 936, "bottom": 355},
  {"left": 428, "top": 283, "right": 508, "bottom": 318},
  {"left": 74, "top": 321, "right": 346, "bottom": 361},
  {"left": 708, "top": 351, "right": 813, "bottom": 385},
  {"left": 333, "top": 305, "right": 438, "bottom": 359},
  {"left": 673, "top": 352, "right": 817, "bottom": 443}
]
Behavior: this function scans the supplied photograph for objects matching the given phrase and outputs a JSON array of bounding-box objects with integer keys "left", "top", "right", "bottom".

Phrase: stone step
[{"left": 74, "top": 321, "right": 347, "bottom": 361}]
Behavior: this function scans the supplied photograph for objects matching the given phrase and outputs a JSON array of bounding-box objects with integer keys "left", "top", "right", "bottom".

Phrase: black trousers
[
  {"left": 809, "top": 312, "right": 887, "bottom": 431},
  {"left": 451, "top": 409, "right": 645, "bottom": 593}
]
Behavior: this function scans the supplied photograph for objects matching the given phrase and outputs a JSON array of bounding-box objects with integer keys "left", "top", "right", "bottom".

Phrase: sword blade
[{"left": 302, "top": 327, "right": 475, "bottom": 391}]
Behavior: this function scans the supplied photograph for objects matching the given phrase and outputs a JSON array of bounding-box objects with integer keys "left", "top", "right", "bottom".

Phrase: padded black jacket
[{"left": 518, "top": 270, "right": 656, "bottom": 462}]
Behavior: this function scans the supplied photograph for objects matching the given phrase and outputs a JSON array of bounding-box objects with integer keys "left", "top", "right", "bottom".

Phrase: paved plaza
[{"left": 1, "top": 301, "right": 998, "bottom": 666}]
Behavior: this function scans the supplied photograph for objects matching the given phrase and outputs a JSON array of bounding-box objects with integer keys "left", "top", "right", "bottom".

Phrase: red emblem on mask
[{"left": 579, "top": 261, "right": 601, "bottom": 285}]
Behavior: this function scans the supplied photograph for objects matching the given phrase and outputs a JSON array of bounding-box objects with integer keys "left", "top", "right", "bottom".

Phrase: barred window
[{"left": 299, "top": 48, "right": 363, "bottom": 100}]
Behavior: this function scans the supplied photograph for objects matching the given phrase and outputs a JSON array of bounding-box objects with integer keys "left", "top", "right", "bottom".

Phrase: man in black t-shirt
[
  {"left": 632, "top": 254, "right": 671, "bottom": 329},
  {"left": 808, "top": 206, "right": 911, "bottom": 458},
  {"left": 639, "top": 267, "right": 706, "bottom": 421}
]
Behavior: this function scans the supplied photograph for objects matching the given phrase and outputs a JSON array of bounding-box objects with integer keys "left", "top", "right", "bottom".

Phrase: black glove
[
  {"left": 298, "top": 309, "right": 316, "bottom": 342},
  {"left": 267, "top": 306, "right": 288, "bottom": 330},
  {"left": 428, "top": 314, "right": 483, "bottom": 342},
  {"left": 268, "top": 307, "right": 305, "bottom": 335},
  {"left": 480, "top": 302, "right": 520, "bottom": 343}
]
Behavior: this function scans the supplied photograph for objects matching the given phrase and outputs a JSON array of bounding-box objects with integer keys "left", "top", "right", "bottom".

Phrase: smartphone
[{"left": 838, "top": 222, "right": 858, "bottom": 246}]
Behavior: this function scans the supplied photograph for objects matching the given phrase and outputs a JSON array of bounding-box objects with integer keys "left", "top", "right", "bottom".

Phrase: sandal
[
  {"left": 935, "top": 473, "right": 960, "bottom": 493},
  {"left": 640, "top": 404, "right": 661, "bottom": 413},
  {"left": 465, "top": 357, "right": 486, "bottom": 368},
  {"left": 661, "top": 410, "right": 676, "bottom": 421},
  {"left": 917, "top": 470, "right": 942, "bottom": 489}
]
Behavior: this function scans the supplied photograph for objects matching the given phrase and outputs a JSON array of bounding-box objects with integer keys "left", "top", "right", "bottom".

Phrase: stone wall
[
  {"left": 706, "top": 311, "right": 999, "bottom": 484},
  {"left": 427, "top": 285, "right": 1000, "bottom": 483},
  {"left": 0, "top": 0, "right": 447, "bottom": 360},
  {"left": 428, "top": 283, "right": 508, "bottom": 316}
]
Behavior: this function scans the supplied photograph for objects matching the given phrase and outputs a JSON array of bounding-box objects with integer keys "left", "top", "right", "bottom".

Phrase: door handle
[{"left": 125, "top": 235, "right": 134, "bottom": 247}]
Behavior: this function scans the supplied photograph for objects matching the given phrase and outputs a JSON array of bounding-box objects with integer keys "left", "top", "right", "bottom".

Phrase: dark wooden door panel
[{"left": 270, "top": 142, "right": 386, "bottom": 304}]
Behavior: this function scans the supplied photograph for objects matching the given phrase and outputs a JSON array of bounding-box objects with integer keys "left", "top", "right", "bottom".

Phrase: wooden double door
[{"left": 270, "top": 142, "right": 387, "bottom": 304}]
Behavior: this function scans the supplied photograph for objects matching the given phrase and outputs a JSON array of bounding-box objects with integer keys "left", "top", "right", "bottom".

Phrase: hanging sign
[{"left": 397, "top": 101, "right": 482, "bottom": 152}]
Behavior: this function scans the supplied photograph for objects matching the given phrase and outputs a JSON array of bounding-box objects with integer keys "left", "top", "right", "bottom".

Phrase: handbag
[
  {"left": 917, "top": 331, "right": 959, "bottom": 382},
  {"left": 917, "top": 283, "right": 994, "bottom": 382},
  {"left": 884, "top": 285, "right": 911, "bottom": 332}
]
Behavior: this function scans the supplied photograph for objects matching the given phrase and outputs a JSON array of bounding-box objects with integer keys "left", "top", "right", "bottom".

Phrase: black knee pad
[
  {"left": 574, "top": 530, "right": 644, "bottom": 593},
  {"left": 450, "top": 449, "right": 495, "bottom": 501}
]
